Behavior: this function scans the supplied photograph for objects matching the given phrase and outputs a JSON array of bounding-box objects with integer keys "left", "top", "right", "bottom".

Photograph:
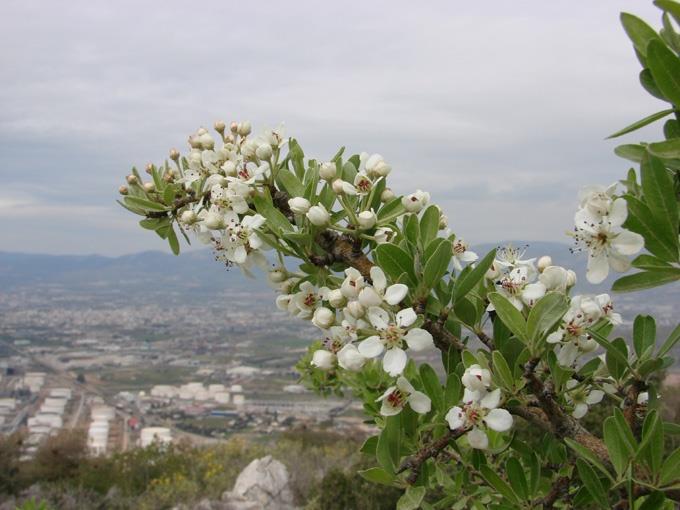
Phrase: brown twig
[
  {"left": 475, "top": 330, "right": 495, "bottom": 350},
  {"left": 622, "top": 379, "right": 645, "bottom": 439},
  {"left": 397, "top": 427, "right": 468, "bottom": 484},
  {"left": 540, "top": 475, "right": 571, "bottom": 509}
]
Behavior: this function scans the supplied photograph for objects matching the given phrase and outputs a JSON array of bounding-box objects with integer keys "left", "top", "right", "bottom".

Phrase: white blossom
[
  {"left": 288, "top": 196, "right": 311, "bottom": 214},
  {"left": 402, "top": 190, "right": 430, "bottom": 213},
  {"left": 378, "top": 377, "right": 431, "bottom": 416},
  {"left": 452, "top": 239, "right": 478, "bottom": 271},
  {"left": 357, "top": 267, "right": 408, "bottom": 308},
  {"left": 445, "top": 387, "right": 513, "bottom": 449},
  {"left": 306, "top": 203, "right": 330, "bottom": 226},
  {"left": 565, "top": 379, "right": 604, "bottom": 419}
]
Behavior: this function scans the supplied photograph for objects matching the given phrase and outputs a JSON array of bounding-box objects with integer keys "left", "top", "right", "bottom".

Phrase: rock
[{"left": 220, "top": 455, "right": 296, "bottom": 510}]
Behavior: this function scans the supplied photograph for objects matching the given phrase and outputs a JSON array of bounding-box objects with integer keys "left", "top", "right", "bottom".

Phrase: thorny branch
[{"left": 397, "top": 427, "right": 468, "bottom": 484}]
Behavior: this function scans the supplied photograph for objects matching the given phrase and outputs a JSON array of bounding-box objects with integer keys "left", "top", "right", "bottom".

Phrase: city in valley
[{"left": 0, "top": 247, "right": 678, "bottom": 459}]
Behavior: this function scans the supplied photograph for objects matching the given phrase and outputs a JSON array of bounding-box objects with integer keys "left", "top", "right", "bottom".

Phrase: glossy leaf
[
  {"left": 613, "top": 269, "right": 680, "bottom": 292},
  {"left": 647, "top": 39, "right": 680, "bottom": 105},
  {"left": 607, "top": 108, "right": 675, "bottom": 138},
  {"left": 488, "top": 292, "right": 528, "bottom": 343},
  {"left": 454, "top": 249, "right": 496, "bottom": 304},
  {"left": 576, "top": 458, "right": 609, "bottom": 508},
  {"left": 526, "top": 292, "right": 569, "bottom": 343},
  {"left": 620, "top": 13, "right": 664, "bottom": 58},
  {"left": 397, "top": 487, "right": 426, "bottom": 510}
]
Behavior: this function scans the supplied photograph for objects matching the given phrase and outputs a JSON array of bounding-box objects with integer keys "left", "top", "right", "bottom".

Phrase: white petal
[
  {"left": 376, "top": 385, "right": 396, "bottom": 402},
  {"left": 461, "top": 251, "right": 478, "bottom": 263},
  {"left": 521, "top": 283, "right": 546, "bottom": 306},
  {"left": 611, "top": 230, "right": 644, "bottom": 256},
  {"left": 467, "top": 428, "right": 489, "bottom": 449},
  {"left": 337, "top": 344, "right": 366, "bottom": 371},
  {"left": 380, "top": 399, "right": 402, "bottom": 416},
  {"left": 463, "top": 388, "right": 482, "bottom": 404},
  {"left": 396, "top": 308, "right": 417, "bottom": 328},
  {"left": 607, "top": 198, "right": 628, "bottom": 227},
  {"left": 404, "top": 328, "right": 434, "bottom": 352},
  {"left": 369, "top": 266, "right": 387, "bottom": 293},
  {"left": 367, "top": 306, "right": 389, "bottom": 330},
  {"left": 573, "top": 403, "right": 588, "bottom": 419},
  {"left": 408, "top": 391, "right": 432, "bottom": 414},
  {"left": 384, "top": 284, "right": 408, "bottom": 306},
  {"left": 480, "top": 388, "right": 501, "bottom": 410},
  {"left": 586, "top": 390, "right": 604, "bottom": 405},
  {"left": 445, "top": 406, "right": 465, "bottom": 429},
  {"left": 547, "top": 329, "right": 565, "bottom": 344},
  {"left": 483, "top": 408, "right": 513, "bottom": 432},
  {"left": 358, "top": 336, "right": 384, "bottom": 358},
  {"left": 586, "top": 252, "right": 609, "bottom": 284},
  {"left": 311, "top": 350, "right": 335, "bottom": 370},
  {"left": 358, "top": 287, "right": 383, "bottom": 308},
  {"left": 382, "top": 347, "right": 407, "bottom": 376},
  {"left": 396, "top": 376, "right": 415, "bottom": 394},
  {"left": 233, "top": 245, "right": 247, "bottom": 264},
  {"left": 608, "top": 251, "right": 631, "bottom": 273}
]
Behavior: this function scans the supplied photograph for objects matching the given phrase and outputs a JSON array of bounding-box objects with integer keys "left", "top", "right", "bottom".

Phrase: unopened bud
[
  {"left": 380, "top": 188, "right": 395, "bottom": 202},
  {"left": 485, "top": 262, "right": 500, "bottom": 280},
  {"left": 204, "top": 211, "right": 225, "bottom": 230},
  {"left": 230, "top": 122, "right": 238, "bottom": 133},
  {"left": 358, "top": 210, "right": 377, "bottom": 229},
  {"left": 119, "top": 185, "right": 128, "bottom": 195},
  {"left": 199, "top": 132, "right": 215, "bottom": 150},
  {"left": 221, "top": 160, "right": 237, "bottom": 176},
  {"left": 288, "top": 197, "right": 311, "bottom": 215},
  {"left": 143, "top": 182, "right": 155, "bottom": 193},
  {"left": 268, "top": 267, "right": 287, "bottom": 284},
  {"left": 180, "top": 210, "right": 197, "bottom": 225},
  {"left": 256, "top": 144, "right": 273, "bottom": 160},
  {"left": 145, "top": 163, "right": 154, "bottom": 174},
  {"left": 537, "top": 256, "right": 553, "bottom": 273},
  {"left": 327, "top": 289, "right": 346, "bottom": 308},
  {"left": 319, "top": 162, "right": 336, "bottom": 181},
  {"left": 237, "top": 121, "right": 252, "bottom": 137},
  {"left": 332, "top": 179, "right": 345, "bottom": 194},
  {"left": 163, "top": 173, "right": 174, "bottom": 183},
  {"left": 346, "top": 301, "right": 365, "bottom": 319},
  {"left": 566, "top": 270, "right": 577, "bottom": 288},
  {"left": 126, "top": 174, "right": 138, "bottom": 185},
  {"left": 188, "top": 135, "right": 201, "bottom": 149},
  {"left": 197, "top": 127, "right": 208, "bottom": 136},
  {"left": 312, "top": 307, "right": 335, "bottom": 329},
  {"left": 214, "top": 120, "right": 226, "bottom": 134},
  {"left": 306, "top": 204, "right": 330, "bottom": 227},
  {"left": 169, "top": 148, "right": 180, "bottom": 161},
  {"left": 439, "top": 214, "right": 448, "bottom": 230}
]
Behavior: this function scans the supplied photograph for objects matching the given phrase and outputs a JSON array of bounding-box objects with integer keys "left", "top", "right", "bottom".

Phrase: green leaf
[
  {"left": 488, "top": 292, "right": 528, "bottom": 343},
  {"left": 396, "top": 487, "right": 426, "bottom": 510},
  {"left": 526, "top": 292, "right": 569, "bottom": 343},
  {"left": 419, "top": 363, "right": 444, "bottom": 412},
  {"left": 423, "top": 240, "right": 452, "bottom": 289},
  {"left": 603, "top": 417, "right": 628, "bottom": 477},
  {"left": 641, "top": 155, "right": 679, "bottom": 253},
  {"left": 251, "top": 193, "right": 294, "bottom": 233},
  {"left": 638, "top": 491, "right": 667, "bottom": 510},
  {"left": 377, "top": 197, "right": 405, "bottom": 221},
  {"left": 505, "top": 457, "right": 528, "bottom": 500},
  {"left": 528, "top": 453, "right": 541, "bottom": 497},
  {"left": 360, "top": 436, "right": 378, "bottom": 455},
  {"left": 492, "top": 351, "right": 515, "bottom": 392},
  {"left": 658, "top": 323, "right": 680, "bottom": 357},
  {"left": 638, "top": 410, "right": 664, "bottom": 475},
  {"left": 454, "top": 249, "right": 496, "bottom": 303},
  {"left": 276, "top": 168, "right": 305, "bottom": 198},
  {"left": 641, "top": 68, "right": 668, "bottom": 100},
  {"left": 403, "top": 214, "right": 420, "bottom": 248},
  {"left": 648, "top": 137, "right": 680, "bottom": 159},
  {"left": 123, "top": 196, "right": 169, "bottom": 212},
  {"left": 605, "top": 337, "right": 630, "bottom": 381},
  {"left": 615, "top": 143, "right": 646, "bottom": 162},
  {"left": 647, "top": 39, "right": 680, "bottom": 106},
  {"left": 576, "top": 458, "right": 609, "bottom": 508},
  {"left": 358, "top": 467, "right": 395, "bottom": 486},
  {"left": 167, "top": 226, "right": 180, "bottom": 255},
  {"left": 419, "top": 205, "right": 440, "bottom": 247},
  {"left": 479, "top": 465, "right": 520, "bottom": 504},
  {"left": 564, "top": 439, "right": 615, "bottom": 482},
  {"left": 375, "top": 244, "right": 417, "bottom": 286},
  {"left": 444, "top": 373, "right": 462, "bottom": 408},
  {"left": 633, "top": 315, "right": 657, "bottom": 358},
  {"left": 607, "top": 109, "right": 675, "bottom": 139},
  {"left": 665, "top": 118, "right": 680, "bottom": 138},
  {"left": 656, "top": 0, "right": 680, "bottom": 24},
  {"left": 660, "top": 447, "right": 680, "bottom": 486},
  {"left": 612, "top": 270, "right": 680, "bottom": 292},
  {"left": 632, "top": 254, "right": 675, "bottom": 271},
  {"left": 620, "top": 13, "right": 664, "bottom": 59},
  {"left": 624, "top": 195, "right": 678, "bottom": 262}
]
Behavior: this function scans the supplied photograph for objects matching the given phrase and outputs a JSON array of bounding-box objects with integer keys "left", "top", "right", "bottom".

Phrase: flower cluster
[
  {"left": 547, "top": 293, "right": 621, "bottom": 367},
  {"left": 571, "top": 184, "right": 644, "bottom": 284},
  {"left": 445, "top": 365, "right": 513, "bottom": 449}
]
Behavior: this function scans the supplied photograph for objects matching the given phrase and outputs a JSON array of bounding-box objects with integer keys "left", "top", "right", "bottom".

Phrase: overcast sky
[{"left": 0, "top": 1, "right": 666, "bottom": 255}]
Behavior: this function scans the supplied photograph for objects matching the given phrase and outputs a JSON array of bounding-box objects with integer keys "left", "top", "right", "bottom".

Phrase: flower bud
[
  {"left": 204, "top": 211, "right": 225, "bottom": 230},
  {"left": 163, "top": 173, "right": 174, "bottom": 183},
  {"left": 288, "top": 197, "right": 311, "bottom": 214},
  {"left": 143, "top": 182, "right": 155, "bottom": 193},
  {"left": 180, "top": 210, "right": 197, "bottom": 225},
  {"left": 566, "top": 270, "right": 577, "bottom": 288},
  {"left": 327, "top": 289, "right": 346, "bottom": 308},
  {"left": 374, "top": 227, "right": 394, "bottom": 244},
  {"left": 221, "top": 160, "right": 237, "bottom": 176},
  {"left": 145, "top": 163, "right": 154, "bottom": 174},
  {"left": 197, "top": 127, "right": 208, "bottom": 136},
  {"left": 337, "top": 344, "right": 366, "bottom": 371},
  {"left": 276, "top": 294, "right": 292, "bottom": 311},
  {"left": 312, "top": 307, "right": 335, "bottom": 329},
  {"left": 311, "top": 350, "right": 334, "bottom": 370},
  {"left": 319, "top": 162, "right": 336, "bottom": 181},
  {"left": 380, "top": 188, "right": 395, "bottom": 202},
  {"left": 199, "top": 132, "right": 215, "bottom": 150},
  {"left": 537, "top": 255, "right": 553, "bottom": 273},
  {"left": 214, "top": 120, "right": 226, "bottom": 134},
  {"left": 255, "top": 144, "right": 273, "bottom": 161},
  {"left": 439, "top": 214, "right": 448, "bottom": 230},
  {"left": 268, "top": 267, "right": 287, "bottom": 284},
  {"left": 118, "top": 185, "right": 128, "bottom": 195},
  {"left": 237, "top": 121, "right": 252, "bottom": 137},
  {"left": 346, "top": 301, "right": 365, "bottom": 319},
  {"left": 332, "top": 179, "right": 345, "bottom": 194},
  {"left": 581, "top": 339, "right": 598, "bottom": 353},
  {"left": 188, "top": 135, "right": 201, "bottom": 149},
  {"left": 230, "top": 122, "right": 239, "bottom": 133},
  {"left": 126, "top": 174, "right": 138, "bottom": 185},
  {"left": 358, "top": 210, "right": 377, "bottom": 230},
  {"left": 169, "top": 148, "right": 180, "bottom": 161},
  {"left": 402, "top": 190, "right": 430, "bottom": 213},
  {"left": 306, "top": 204, "right": 330, "bottom": 226}
]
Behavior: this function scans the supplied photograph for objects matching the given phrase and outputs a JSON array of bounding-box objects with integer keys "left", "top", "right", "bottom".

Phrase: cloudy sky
[{"left": 0, "top": 1, "right": 665, "bottom": 255}]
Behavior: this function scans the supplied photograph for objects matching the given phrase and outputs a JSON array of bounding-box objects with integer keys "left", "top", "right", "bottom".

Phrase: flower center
[
  {"left": 387, "top": 389, "right": 407, "bottom": 408},
  {"left": 463, "top": 403, "right": 485, "bottom": 426},
  {"left": 303, "top": 293, "right": 317, "bottom": 308},
  {"left": 381, "top": 325, "right": 404, "bottom": 348}
]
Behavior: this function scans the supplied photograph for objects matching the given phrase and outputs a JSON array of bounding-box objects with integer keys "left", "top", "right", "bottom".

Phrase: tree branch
[{"left": 397, "top": 427, "right": 468, "bottom": 484}]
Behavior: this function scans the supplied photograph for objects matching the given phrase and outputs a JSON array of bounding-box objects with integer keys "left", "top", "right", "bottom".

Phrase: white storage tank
[
  {"left": 230, "top": 384, "right": 243, "bottom": 393},
  {"left": 208, "top": 384, "right": 225, "bottom": 396},
  {"left": 214, "top": 392, "right": 231, "bottom": 404},
  {"left": 91, "top": 405, "right": 115, "bottom": 421},
  {"left": 49, "top": 388, "right": 72, "bottom": 399},
  {"left": 233, "top": 394, "right": 245, "bottom": 406}
]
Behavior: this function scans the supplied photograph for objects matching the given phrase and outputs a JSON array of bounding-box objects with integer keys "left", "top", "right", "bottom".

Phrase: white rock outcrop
[{"left": 220, "top": 455, "right": 296, "bottom": 510}]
